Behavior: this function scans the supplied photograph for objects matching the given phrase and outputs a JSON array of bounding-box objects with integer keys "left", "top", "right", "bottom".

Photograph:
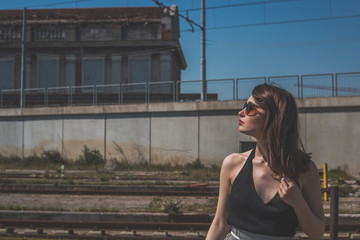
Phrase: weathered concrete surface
[
  {"left": 0, "top": 96, "right": 359, "bottom": 172},
  {"left": 63, "top": 115, "right": 105, "bottom": 160},
  {"left": 151, "top": 112, "right": 198, "bottom": 165},
  {"left": 106, "top": 113, "right": 150, "bottom": 163},
  {"left": 23, "top": 116, "right": 63, "bottom": 157},
  {"left": 0, "top": 118, "right": 22, "bottom": 156}
]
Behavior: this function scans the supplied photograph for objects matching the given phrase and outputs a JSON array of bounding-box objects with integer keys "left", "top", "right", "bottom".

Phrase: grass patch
[
  {"left": 182, "top": 197, "right": 218, "bottom": 214},
  {"left": 0, "top": 204, "right": 120, "bottom": 213},
  {"left": 145, "top": 196, "right": 163, "bottom": 212},
  {"left": 77, "top": 207, "right": 119, "bottom": 212},
  {"left": 323, "top": 208, "right": 360, "bottom": 214},
  {"left": 0, "top": 152, "right": 221, "bottom": 184},
  {"left": 0, "top": 205, "right": 65, "bottom": 212},
  {"left": 328, "top": 168, "right": 356, "bottom": 181}
]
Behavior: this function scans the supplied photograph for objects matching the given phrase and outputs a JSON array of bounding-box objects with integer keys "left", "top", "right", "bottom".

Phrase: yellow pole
[{"left": 323, "top": 163, "right": 328, "bottom": 201}]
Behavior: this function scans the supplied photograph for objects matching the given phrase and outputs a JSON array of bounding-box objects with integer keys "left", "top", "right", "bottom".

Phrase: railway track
[
  {"left": 0, "top": 218, "right": 358, "bottom": 239},
  {"left": 0, "top": 183, "right": 218, "bottom": 196},
  {"left": 1, "top": 170, "right": 359, "bottom": 239}
]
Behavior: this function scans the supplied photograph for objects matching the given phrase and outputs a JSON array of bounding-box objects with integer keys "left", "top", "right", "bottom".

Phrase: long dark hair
[{"left": 252, "top": 83, "right": 310, "bottom": 180}]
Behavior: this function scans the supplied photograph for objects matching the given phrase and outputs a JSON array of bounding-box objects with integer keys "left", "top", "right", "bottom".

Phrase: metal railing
[{"left": 0, "top": 72, "right": 359, "bottom": 108}]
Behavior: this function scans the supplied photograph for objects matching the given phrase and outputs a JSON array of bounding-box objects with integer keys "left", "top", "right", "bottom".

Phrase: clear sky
[{"left": 1, "top": 0, "right": 360, "bottom": 81}]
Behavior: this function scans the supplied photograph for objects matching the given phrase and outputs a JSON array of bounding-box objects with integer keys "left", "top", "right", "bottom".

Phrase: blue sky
[{"left": 2, "top": 0, "right": 360, "bottom": 81}]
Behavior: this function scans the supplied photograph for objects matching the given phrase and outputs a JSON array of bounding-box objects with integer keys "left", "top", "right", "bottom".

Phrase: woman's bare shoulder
[
  {"left": 221, "top": 149, "right": 253, "bottom": 172},
  {"left": 298, "top": 160, "right": 321, "bottom": 188}
]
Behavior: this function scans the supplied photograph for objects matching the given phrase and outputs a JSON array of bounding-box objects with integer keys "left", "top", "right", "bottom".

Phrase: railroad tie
[
  {"left": 152, "top": 231, "right": 169, "bottom": 237},
  {"left": 0, "top": 228, "right": 14, "bottom": 234},
  {"left": 24, "top": 228, "right": 43, "bottom": 235},
  {"left": 322, "top": 232, "right": 350, "bottom": 239},
  {"left": 185, "top": 232, "right": 201, "bottom": 238},
  {"left": 119, "top": 230, "right": 136, "bottom": 237},
  {"left": 87, "top": 229, "right": 105, "bottom": 236},
  {"left": 351, "top": 233, "right": 360, "bottom": 239},
  {"left": 53, "top": 229, "right": 74, "bottom": 235}
]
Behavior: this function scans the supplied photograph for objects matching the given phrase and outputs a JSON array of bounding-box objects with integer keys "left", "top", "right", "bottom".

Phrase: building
[{"left": 0, "top": 6, "right": 186, "bottom": 106}]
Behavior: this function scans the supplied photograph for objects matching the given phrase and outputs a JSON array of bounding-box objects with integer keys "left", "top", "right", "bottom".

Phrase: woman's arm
[
  {"left": 205, "top": 154, "right": 235, "bottom": 240},
  {"left": 278, "top": 161, "right": 325, "bottom": 239}
]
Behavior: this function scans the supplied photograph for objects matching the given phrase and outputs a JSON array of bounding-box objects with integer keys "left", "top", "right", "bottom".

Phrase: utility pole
[
  {"left": 153, "top": 0, "right": 206, "bottom": 101},
  {"left": 20, "top": 8, "right": 27, "bottom": 108},
  {"left": 200, "top": 0, "right": 206, "bottom": 101}
]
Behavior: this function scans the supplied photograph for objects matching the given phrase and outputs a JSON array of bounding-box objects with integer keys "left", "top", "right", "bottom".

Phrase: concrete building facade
[
  {"left": 0, "top": 7, "right": 186, "bottom": 93},
  {"left": 0, "top": 97, "right": 359, "bottom": 174}
]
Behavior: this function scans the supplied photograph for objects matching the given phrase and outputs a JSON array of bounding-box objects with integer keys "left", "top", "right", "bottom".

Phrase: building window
[
  {"left": 38, "top": 56, "right": 59, "bottom": 88},
  {"left": 66, "top": 55, "right": 76, "bottom": 87},
  {"left": 83, "top": 57, "right": 104, "bottom": 86},
  {"left": 0, "top": 58, "right": 14, "bottom": 90},
  {"left": 25, "top": 57, "right": 31, "bottom": 88},
  {"left": 160, "top": 54, "right": 171, "bottom": 82},
  {"left": 129, "top": 56, "right": 150, "bottom": 84},
  {"left": 111, "top": 55, "right": 121, "bottom": 85}
]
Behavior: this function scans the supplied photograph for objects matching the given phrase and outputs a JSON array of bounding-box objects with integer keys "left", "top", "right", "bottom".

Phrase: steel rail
[
  {"left": 1, "top": 219, "right": 359, "bottom": 232},
  {"left": 0, "top": 233, "right": 205, "bottom": 240},
  {"left": 0, "top": 219, "right": 358, "bottom": 240},
  {"left": 0, "top": 219, "right": 210, "bottom": 231},
  {"left": 0, "top": 188, "right": 218, "bottom": 196}
]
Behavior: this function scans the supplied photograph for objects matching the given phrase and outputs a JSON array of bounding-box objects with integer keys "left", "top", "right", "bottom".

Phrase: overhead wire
[
  {"left": 4, "top": 0, "right": 360, "bottom": 46},
  {"left": 178, "top": 0, "right": 305, "bottom": 13},
  {"left": 182, "top": 13, "right": 360, "bottom": 32},
  {"left": 25, "top": 0, "right": 98, "bottom": 9},
  {"left": 206, "top": 35, "right": 360, "bottom": 48}
]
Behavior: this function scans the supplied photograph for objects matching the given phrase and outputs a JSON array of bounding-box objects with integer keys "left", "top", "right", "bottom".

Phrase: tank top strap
[{"left": 245, "top": 147, "right": 256, "bottom": 166}]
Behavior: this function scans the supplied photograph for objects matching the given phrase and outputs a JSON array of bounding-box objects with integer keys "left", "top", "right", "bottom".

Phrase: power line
[
  {"left": 153, "top": 0, "right": 203, "bottom": 32},
  {"left": 26, "top": 0, "right": 98, "bottom": 9},
  {"left": 181, "top": 13, "right": 360, "bottom": 32},
  {"left": 206, "top": 35, "right": 360, "bottom": 48},
  {"left": 178, "top": 0, "right": 304, "bottom": 13}
]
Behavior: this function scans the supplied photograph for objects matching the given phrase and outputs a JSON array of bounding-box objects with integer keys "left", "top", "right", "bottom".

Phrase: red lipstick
[{"left": 239, "top": 119, "right": 244, "bottom": 125}]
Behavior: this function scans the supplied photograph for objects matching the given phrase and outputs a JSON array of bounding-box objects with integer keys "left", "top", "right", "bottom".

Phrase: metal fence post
[
  {"left": 331, "top": 73, "right": 335, "bottom": 97},
  {"left": 118, "top": 84, "right": 121, "bottom": 105},
  {"left": 173, "top": 81, "right": 175, "bottom": 102},
  {"left": 323, "top": 163, "right": 328, "bottom": 201},
  {"left": 93, "top": 85, "right": 96, "bottom": 105},
  {"left": 70, "top": 86, "right": 73, "bottom": 106},
  {"left": 300, "top": 75, "right": 304, "bottom": 98},
  {"left": 335, "top": 73, "right": 338, "bottom": 97},
  {"left": 330, "top": 186, "right": 339, "bottom": 240},
  {"left": 120, "top": 84, "right": 123, "bottom": 105},
  {"left": 45, "top": 88, "right": 48, "bottom": 107}
]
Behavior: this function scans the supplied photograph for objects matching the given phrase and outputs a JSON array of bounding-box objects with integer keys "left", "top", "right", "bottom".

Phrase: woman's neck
[{"left": 255, "top": 140, "right": 269, "bottom": 163}]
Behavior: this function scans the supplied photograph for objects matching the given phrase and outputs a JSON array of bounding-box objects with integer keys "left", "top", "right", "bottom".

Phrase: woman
[{"left": 206, "top": 84, "right": 325, "bottom": 240}]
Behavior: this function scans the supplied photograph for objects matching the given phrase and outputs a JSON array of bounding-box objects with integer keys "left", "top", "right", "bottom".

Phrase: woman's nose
[{"left": 238, "top": 108, "right": 245, "bottom": 116}]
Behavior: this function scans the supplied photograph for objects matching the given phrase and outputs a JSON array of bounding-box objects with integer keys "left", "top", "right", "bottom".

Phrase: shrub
[
  {"left": 186, "top": 159, "right": 204, "bottom": 169},
  {"left": 162, "top": 199, "right": 182, "bottom": 214},
  {"left": 41, "top": 150, "right": 67, "bottom": 165},
  {"left": 77, "top": 146, "right": 105, "bottom": 171},
  {"left": 328, "top": 167, "right": 355, "bottom": 181}
]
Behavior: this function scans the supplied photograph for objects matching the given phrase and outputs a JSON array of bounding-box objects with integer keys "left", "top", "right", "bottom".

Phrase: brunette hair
[{"left": 252, "top": 83, "right": 310, "bottom": 180}]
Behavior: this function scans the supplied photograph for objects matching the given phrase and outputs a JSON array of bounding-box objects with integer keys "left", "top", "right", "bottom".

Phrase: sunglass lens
[
  {"left": 243, "top": 102, "right": 256, "bottom": 116},
  {"left": 247, "top": 104, "right": 256, "bottom": 116}
]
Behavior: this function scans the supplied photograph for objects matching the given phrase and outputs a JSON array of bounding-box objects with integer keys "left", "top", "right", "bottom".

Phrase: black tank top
[{"left": 227, "top": 148, "right": 299, "bottom": 237}]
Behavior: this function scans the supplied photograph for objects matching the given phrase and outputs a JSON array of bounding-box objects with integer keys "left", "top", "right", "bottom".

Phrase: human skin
[{"left": 205, "top": 96, "right": 325, "bottom": 240}]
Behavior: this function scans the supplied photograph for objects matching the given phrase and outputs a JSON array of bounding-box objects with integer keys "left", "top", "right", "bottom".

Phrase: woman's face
[{"left": 238, "top": 96, "right": 266, "bottom": 139}]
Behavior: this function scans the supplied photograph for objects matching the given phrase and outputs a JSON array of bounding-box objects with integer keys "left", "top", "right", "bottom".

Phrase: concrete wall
[{"left": 0, "top": 96, "right": 359, "bottom": 173}]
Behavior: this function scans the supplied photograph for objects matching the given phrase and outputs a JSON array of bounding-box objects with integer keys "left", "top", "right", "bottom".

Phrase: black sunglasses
[{"left": 243, "top": 102, "right": 258, "bottom": 116}]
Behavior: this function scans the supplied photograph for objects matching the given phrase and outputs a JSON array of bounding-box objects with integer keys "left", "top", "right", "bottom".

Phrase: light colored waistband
[
  {"left": 231, "top": 227, "right": 293, "bottom": 240},
  {"left": 231, "top": 231, "right": 241, "bottom": 240}
]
